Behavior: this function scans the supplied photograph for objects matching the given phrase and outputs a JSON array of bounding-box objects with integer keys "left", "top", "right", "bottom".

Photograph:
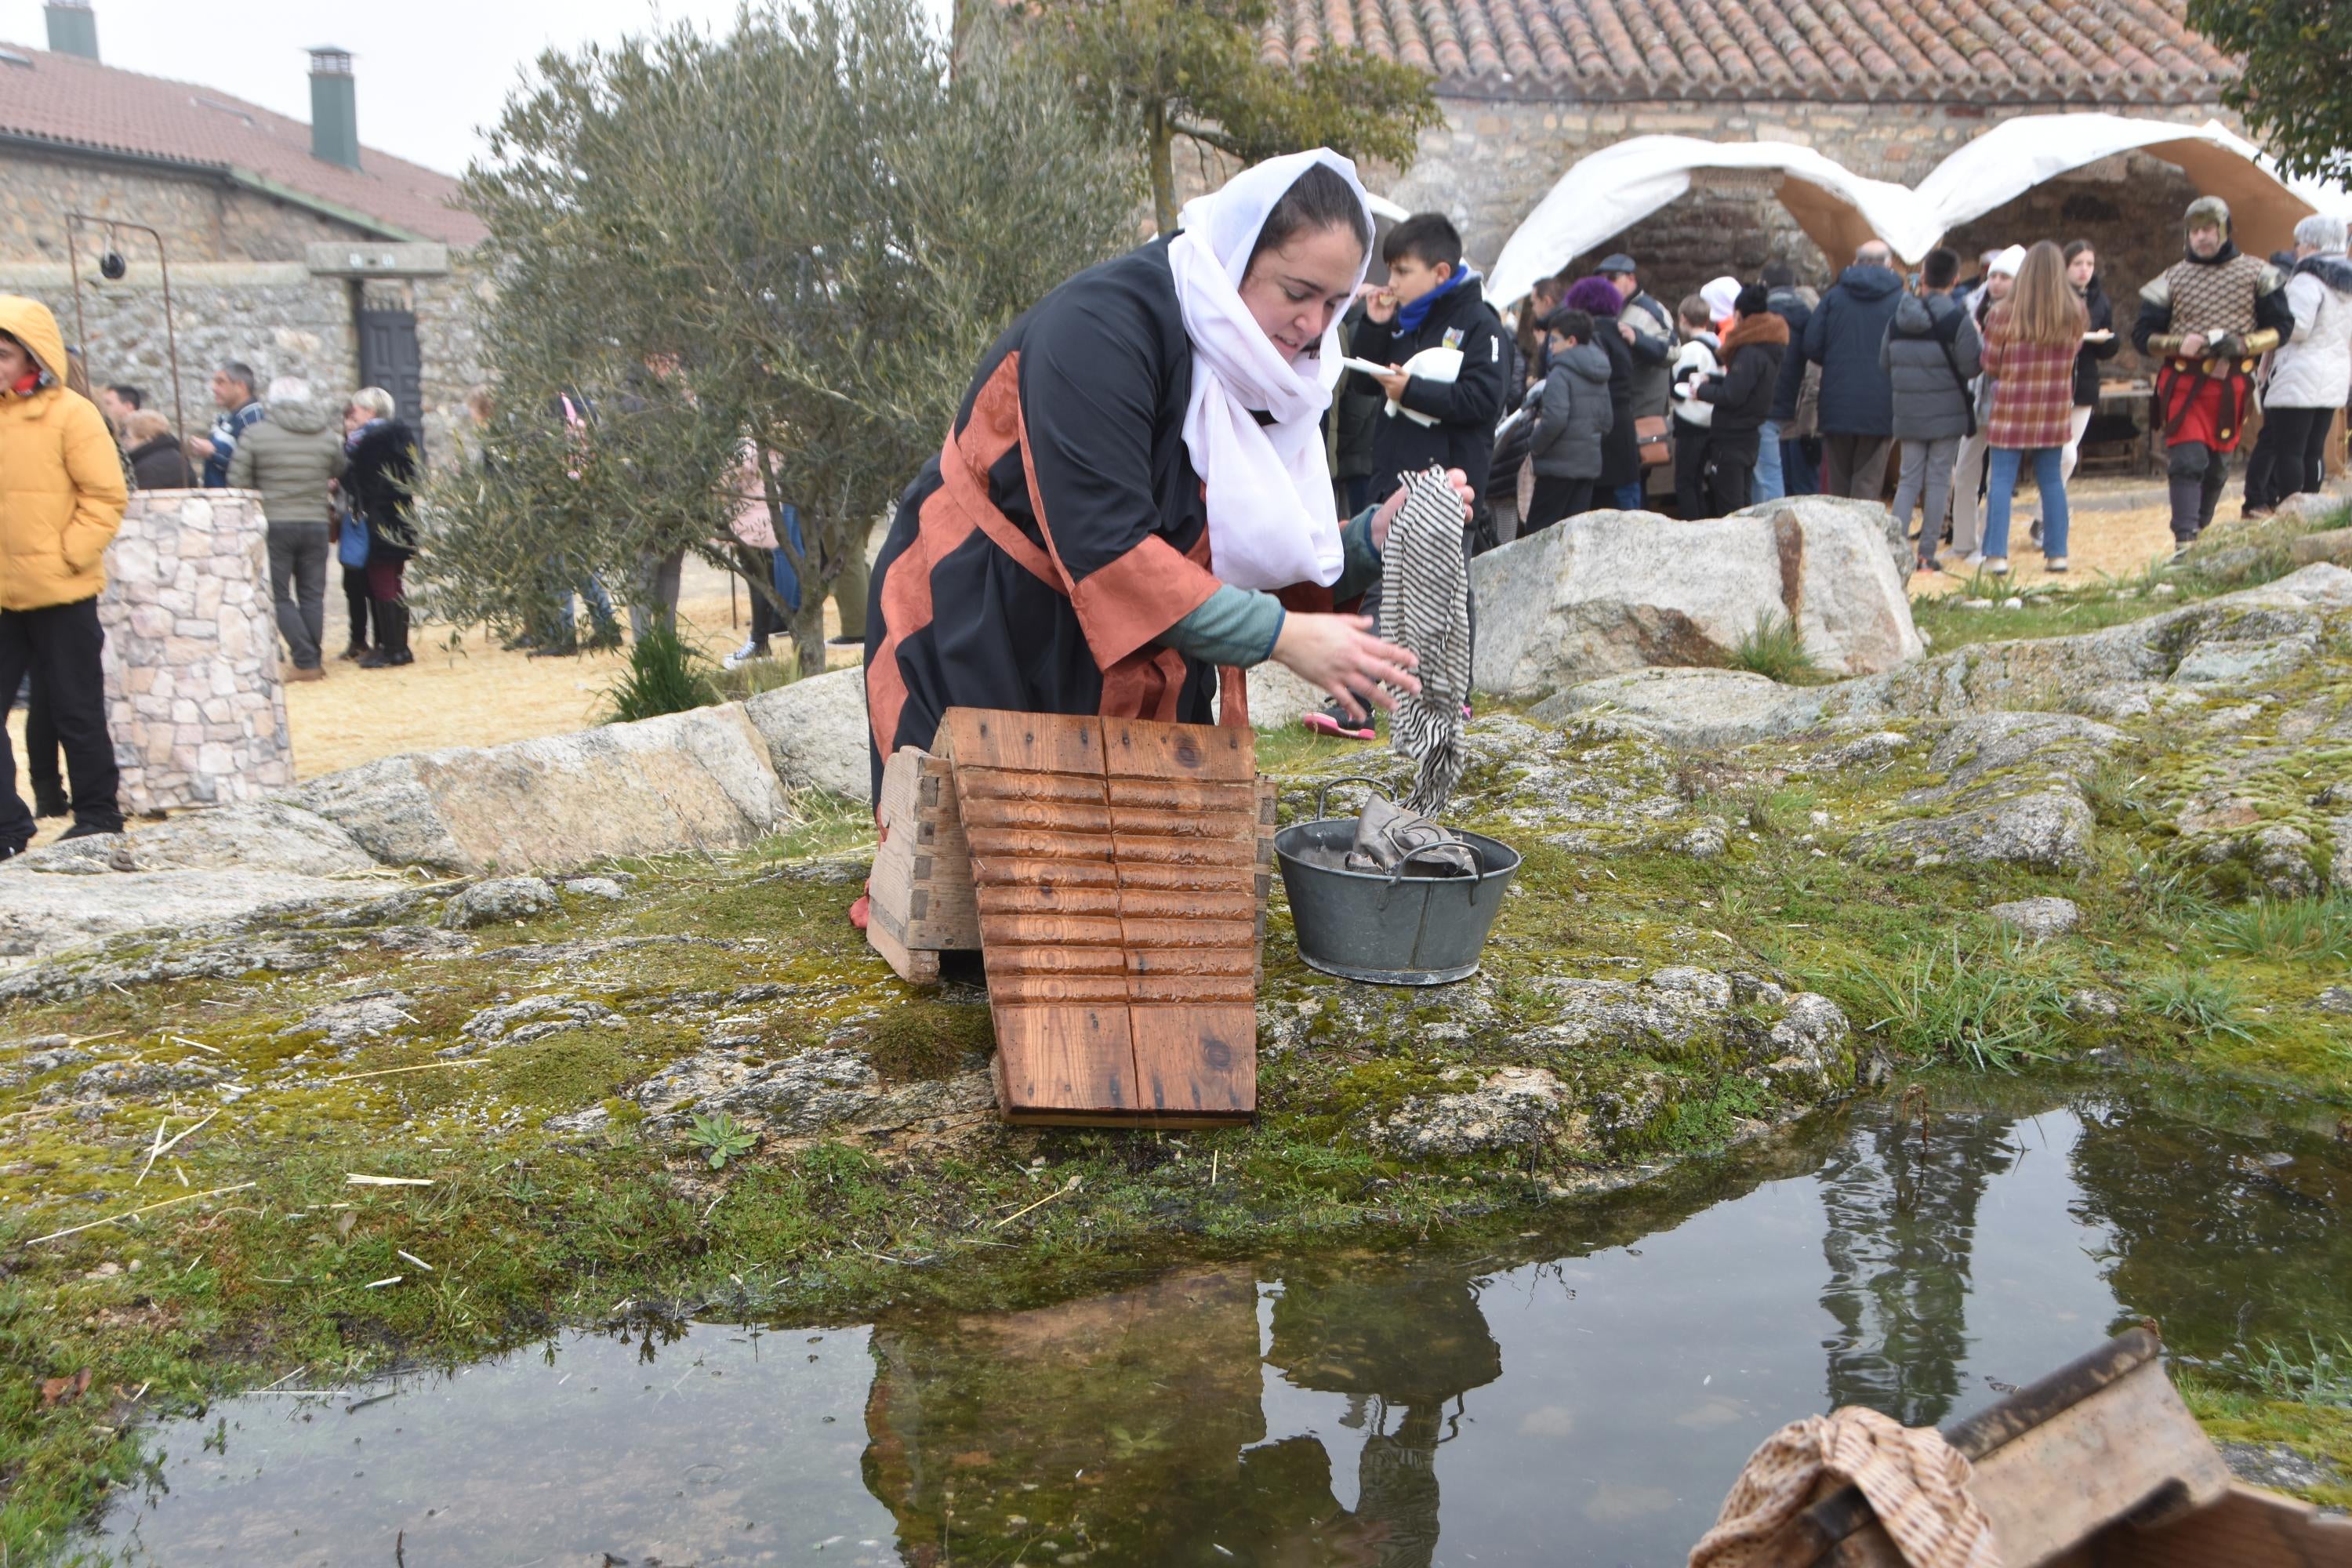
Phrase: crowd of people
[
  {"left": 0, "top": 285, "right": 425, "bottom": 857},
  {"left": 1439, "top": 198, "right": 2352, "bottom": 579}
]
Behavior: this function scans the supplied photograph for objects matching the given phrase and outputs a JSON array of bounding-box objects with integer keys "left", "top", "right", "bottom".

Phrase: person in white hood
[{"left": 2246, "top": 214, "right": 2352, "bottom": 516}]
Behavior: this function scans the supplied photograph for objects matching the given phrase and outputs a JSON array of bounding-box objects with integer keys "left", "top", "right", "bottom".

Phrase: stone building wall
[
  {"left": 0, "top": 147, "right": 379, "bottom": 264},
  {"left": 0, "top": 259, "right": 488, "bottom": 463},
  {"left": 100, "top": 490, "right": 293, "bottom": 814}
]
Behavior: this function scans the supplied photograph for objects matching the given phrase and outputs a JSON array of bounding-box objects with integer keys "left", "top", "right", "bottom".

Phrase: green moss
[
  {"left": 490, "top": 1025, "right": 679, "bottom": 1110},
  {"left": 852, "top": 1000, "right": 993, "bottom": 1083}
]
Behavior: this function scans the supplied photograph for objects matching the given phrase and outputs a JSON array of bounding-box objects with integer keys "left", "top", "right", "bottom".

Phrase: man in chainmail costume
[
  {"left": 2132, "top": 195, "right": 2294, "bottom": 550},
  {"left": 1381, "top": 466, "right": 1473, "bottom": 816}
]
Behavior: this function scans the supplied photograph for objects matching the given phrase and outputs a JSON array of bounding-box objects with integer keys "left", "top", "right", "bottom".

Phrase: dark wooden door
[{"left": 356, "top": 308, "right": 426, "bottom": 456}]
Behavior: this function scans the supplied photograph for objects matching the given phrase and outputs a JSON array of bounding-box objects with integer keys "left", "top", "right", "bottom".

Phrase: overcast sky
[{"left": 2, "top": 0, "right": 957, "bottom": 176}]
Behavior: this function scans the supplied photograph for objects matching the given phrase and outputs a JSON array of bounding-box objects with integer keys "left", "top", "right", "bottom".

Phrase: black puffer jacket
[
  {"left": 346, "top": 419, "right": 421, "bottom": 561},
  {"left": 1351, "top": 275, "right": 1510, "bottom": 503}
]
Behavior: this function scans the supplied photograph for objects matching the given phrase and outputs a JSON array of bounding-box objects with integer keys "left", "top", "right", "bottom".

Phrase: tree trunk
[{"left": 1148, "top": 103, "right": 1178, "bottom": 236}]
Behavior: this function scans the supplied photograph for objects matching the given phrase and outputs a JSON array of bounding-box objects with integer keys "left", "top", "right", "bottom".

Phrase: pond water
[{"left": 87, "top": 1091, "right": 2352, "bottom": 1566}]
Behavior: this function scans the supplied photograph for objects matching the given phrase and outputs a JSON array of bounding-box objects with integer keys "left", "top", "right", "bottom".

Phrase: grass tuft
[
  {"left": 601, "top": 625, "right": 723, "bottom": 723},
  {"left": 2209, "top": 898, "right": 2352, "bottom": 967},
  {"left": 2137, "top": 969, "right": 2259, "bottom": 1043},
  {"left": 2245, "top": 1334, "right": 2352, "bottom": 1409},
  {"left": 1727, "top": 611, "right": 1820, "bottom": 684},
  {"left": 1848, "top": 934, "right": 2074, "bottom": 1073}
]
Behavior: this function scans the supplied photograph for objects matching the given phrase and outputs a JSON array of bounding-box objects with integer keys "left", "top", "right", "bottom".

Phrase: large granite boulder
[
  {"left": 1470, "top": 503, "right": 1923, "bottom": 697},
  {"left": 742, "top": 667, "right": 872, "bottom": 800},
  {"left": 293, "top": 702, "right": 795, "bottom": 873},
  {"left": 1530, "top": 667, "right": 1827, "bottom": 750}
]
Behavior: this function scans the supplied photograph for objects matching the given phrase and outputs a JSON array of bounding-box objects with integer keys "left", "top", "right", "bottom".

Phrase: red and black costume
[
  {"left": 863, "top": 238, "right": 1363, "bottom": 802},
  {"left": 2132, "top": 198, "right": 2291, "bottom": 544}
]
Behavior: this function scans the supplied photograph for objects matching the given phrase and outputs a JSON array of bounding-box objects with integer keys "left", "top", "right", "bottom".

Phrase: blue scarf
[{"left": 1396, "top": 267, "right": 1479, "bottom": 334}]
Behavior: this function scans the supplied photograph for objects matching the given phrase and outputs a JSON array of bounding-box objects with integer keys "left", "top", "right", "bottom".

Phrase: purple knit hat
[{"left": 1561, "top": 275, "right": 1627, "bottom": 318}]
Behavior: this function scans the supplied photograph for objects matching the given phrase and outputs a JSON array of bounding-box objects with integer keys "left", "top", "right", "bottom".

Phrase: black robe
[{"left": 865, "top": 238, "right": 1341, "bottom": 803}]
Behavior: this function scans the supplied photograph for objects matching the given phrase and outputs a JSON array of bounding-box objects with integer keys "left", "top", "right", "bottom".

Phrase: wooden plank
[
  {"left": 975, "top": 884, "right": 1124, "bottom": 918},
  {"left": 1110, "top": 835, "right": 1260, "bottom": 867},
  {"left": 938, "top": 710, "right": 1104, "bottom": 775},
  {"left": 957, "top": 768, "right": 1105, "bottom": 804},
  {"left": 1116, "top": 862, "right": 1260, "bottom": 893},
  {"left": 989, "top": 975, "right": 1134, "bottom": 1004},
  {"left": 865, "top": 906, "right": 941, "bottom": 985},
  {"left": 2090, "top": 1483, "right": 2352, "bottom": 1566},
  {"left": 984, "top": 946, "right": 1127, "bottom": 975},
  {"left": 1130, "top": 976, "right": 1258, "bottom": 1004},
  {"left": 1965, "top": 1356, "right": 2234, "bottom": 1566},
  {"left": 1105, "top": 779, "right": 1261, "bottom": 813},
  {"left": 980, "top": 913, "right": 1127, "bottom": 947},
  {"left": 1120, "top": 917, "right": 1257, "bottom": 950},
  {"left": 992, "top": 1004, "right": 1136, "bottom": 1116},
  {"left": 1129, "top": 1005, "right": 1255, "bottom": 1118},
  {"left": 1119, "top": 890, "right": 1256, "bottom": 921},
  {"left": 1102, "top": 717, "right": 1255, "bottom": 781},
  {"left": 960, "top": 797, "right": 1116, "bottom": 834},
  {"left": 1128, "top": 948, "right": 1256, "bottom": 975},
  {"left": 965, "top": 826, "right": 1119, "bottom": 862}
]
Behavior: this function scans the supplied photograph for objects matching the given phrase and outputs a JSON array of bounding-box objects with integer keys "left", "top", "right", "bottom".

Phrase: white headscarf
[{"left": 1166, "top": 148, "right": 1374, "bottom": 592}]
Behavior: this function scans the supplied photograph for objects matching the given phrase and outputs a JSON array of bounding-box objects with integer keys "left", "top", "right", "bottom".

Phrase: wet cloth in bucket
[
  {"left": 1345, "top": 793, "right": 1477, "bottom": 878},
  {"left": 1381, "top": 466, "right": 1472, "bottom": 816}
]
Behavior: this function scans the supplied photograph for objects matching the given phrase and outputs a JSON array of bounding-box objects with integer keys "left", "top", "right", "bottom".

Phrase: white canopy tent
[
  {"left": 1486, "top": 136, "right": 1936, "bottom": 305},
  {"left": 1486, "top": 116, "right": 2352, "bottom": 306},
  {"left": 1912, "top": 114, "right": 2352, "bottom": 263}
]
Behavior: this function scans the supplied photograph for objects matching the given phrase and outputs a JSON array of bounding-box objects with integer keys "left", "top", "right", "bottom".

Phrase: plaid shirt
[{"left": 1980, "top": 306, "right": 2079, "bottom": 449}]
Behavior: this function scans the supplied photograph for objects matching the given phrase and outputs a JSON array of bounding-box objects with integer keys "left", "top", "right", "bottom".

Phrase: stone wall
[
  {"left": 0, "top": 260, "right": 488, "bottom": 463},
  {"left": 0, "top": 147, "right": 379, "bottom": 264},
  {"left": 100, "top": 490, "right": 294, "bottom": 815}
]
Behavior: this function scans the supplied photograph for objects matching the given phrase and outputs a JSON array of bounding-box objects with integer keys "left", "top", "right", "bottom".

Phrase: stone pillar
[{"left": 97, "top": 490, "right": 293, "bottom": 814}]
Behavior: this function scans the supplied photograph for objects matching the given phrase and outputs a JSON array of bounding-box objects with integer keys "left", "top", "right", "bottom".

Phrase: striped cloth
[
  {"left": 1689, "top": 1406, "right": 2000, "bottom": 1568},
  {"left": 1380, "top": 466, "right": 1472, "bottom": 816}
]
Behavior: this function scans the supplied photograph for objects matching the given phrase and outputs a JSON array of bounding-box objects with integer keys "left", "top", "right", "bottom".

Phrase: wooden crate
[{"left": 932, "top": 708, "right": 1267, "bottom": 1127}]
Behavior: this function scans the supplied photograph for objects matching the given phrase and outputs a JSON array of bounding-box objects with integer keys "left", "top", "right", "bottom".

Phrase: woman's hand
[
  {"left": 1272, "top": 612, "right": 1421, "bottom": 723},
  {"left": 1369, "top": 468, "right": 1475, "bottom": 552}
]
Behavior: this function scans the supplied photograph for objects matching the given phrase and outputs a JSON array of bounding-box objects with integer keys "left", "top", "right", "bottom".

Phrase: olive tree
[
  {"left": 2187, "top": 0, "right": 2352, "bottom": 187},
  {"left": 423, "top": 0, "right": 1140, "bottom": 672}
]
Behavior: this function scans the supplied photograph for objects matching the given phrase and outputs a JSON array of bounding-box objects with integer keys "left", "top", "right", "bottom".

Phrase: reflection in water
[
  {"left": 83, "top": 1095, "right": 2352, "bottom": 1566},
  {"left": 1816, "top": 1113, "right": 2026, "bottom": 1426}
]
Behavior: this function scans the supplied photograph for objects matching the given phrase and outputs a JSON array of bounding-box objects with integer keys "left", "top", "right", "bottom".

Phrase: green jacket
[{"left": 227, "top": 397, "right": 347, "bottom": 524}]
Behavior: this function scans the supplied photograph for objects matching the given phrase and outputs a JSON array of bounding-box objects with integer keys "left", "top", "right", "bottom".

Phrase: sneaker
[
  {"left": 2045, "top": 556, "right": 2069, "bottom": 573},
  {"left": 1984, "top": 557, "right": 2011, "bottom": 576},
  {"left": 1913, "top": 554, "right": 1940, "bottom": 574},
  {"left": 358, "top": 648, "right": 414, "bottom": 670},
  {"left": 2241, "top": 504, "right": 2274, "bottom": 522},
  {"left": 1301, "top": 699, "right": 1375, "bottom": 742},
  {"left": 826, "top": 633, "right": 863, "bottom": 648},
  {"left": 721, "top": 637, "right": 769, "bottom": 671},
  {"left": 1960, "top": 552, "right": 1985, "bottom": 570}
]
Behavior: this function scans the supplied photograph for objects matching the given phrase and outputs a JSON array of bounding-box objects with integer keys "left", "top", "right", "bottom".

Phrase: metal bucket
[{"left": 1273, "top": 777, "right": 1522, "bottom": 986}]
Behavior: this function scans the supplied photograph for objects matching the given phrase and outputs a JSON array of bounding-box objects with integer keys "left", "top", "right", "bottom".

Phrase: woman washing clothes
[{"left": 862, "top": 151, "right": 1472, "bottom": 808}]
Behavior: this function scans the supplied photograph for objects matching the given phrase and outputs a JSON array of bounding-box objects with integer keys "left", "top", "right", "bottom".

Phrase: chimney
[
  {"left": 44, "top": 1, "right": 99, "bottom": 61},
  {"left": 307, "top": 46, "right": 360, "bottom": 171}
]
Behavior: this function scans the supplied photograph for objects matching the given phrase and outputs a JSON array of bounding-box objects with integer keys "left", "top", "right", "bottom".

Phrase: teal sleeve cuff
[
  {"left": 1332, "top": 506, "right": 1382, "bottom": 604},
  {"left": 1163, "top": 584, "right": 1286, "bottom": 666}
]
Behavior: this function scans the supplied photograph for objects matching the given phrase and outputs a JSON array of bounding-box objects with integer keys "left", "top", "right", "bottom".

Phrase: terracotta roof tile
[
  {"left": 1262, "top": 0, "right": 2235, "bottom": 99},
  {"left": 0, "top": 41, "right": 484, "bottom": 245}
]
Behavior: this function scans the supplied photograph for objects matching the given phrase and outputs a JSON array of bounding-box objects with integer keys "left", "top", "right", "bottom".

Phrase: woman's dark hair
[
  {"left": 1544, "top": 307, "right": 1595, "bottom": 343},
  {"left": 1247, "top": 162, "right": 1372, "bottom": 271},
  {"left": 2062, "top": 238, "right": 2095, "bottom": 265}
]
